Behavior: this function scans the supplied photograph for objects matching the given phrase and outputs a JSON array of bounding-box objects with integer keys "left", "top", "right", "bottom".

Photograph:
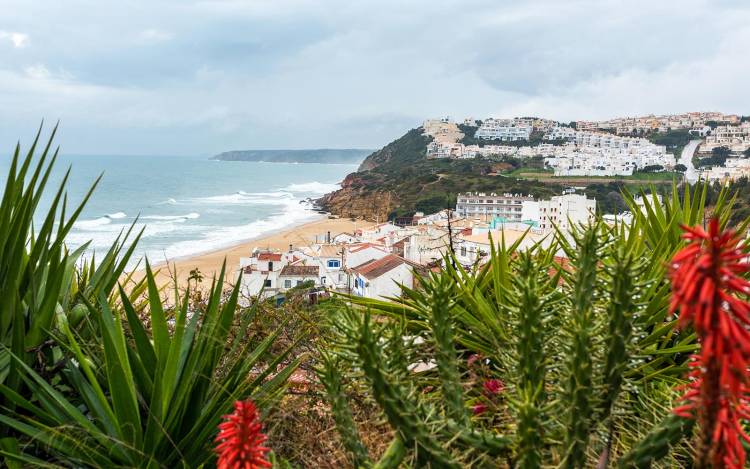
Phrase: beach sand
[{"left": 130, "top": 216, "right": 374, "bottom": 288}]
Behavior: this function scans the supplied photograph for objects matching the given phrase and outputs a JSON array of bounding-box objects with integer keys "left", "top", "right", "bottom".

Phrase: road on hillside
[{"left": 679, "top": 139, "right": 701, "bottom": 184}]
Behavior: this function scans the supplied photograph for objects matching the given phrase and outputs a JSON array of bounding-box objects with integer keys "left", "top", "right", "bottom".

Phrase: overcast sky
[{"left": 0, "top": 0, "right": 749, "bottom": 155}]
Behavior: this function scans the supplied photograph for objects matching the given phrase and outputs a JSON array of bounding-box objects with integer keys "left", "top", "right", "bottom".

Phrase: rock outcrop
[{"left": 316, "top": 173, "right": 394, "bottom": 221}]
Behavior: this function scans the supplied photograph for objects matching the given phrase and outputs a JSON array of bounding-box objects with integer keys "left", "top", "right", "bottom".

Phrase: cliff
[
  {"left": 316, "top": 173, "right": 395, "bottom": 221},
  {"left": 318, "top": 127, "right": 560, "bottom": 220},
  {"left": 211, "top": 148, "right": 371, "bottom": 164}
]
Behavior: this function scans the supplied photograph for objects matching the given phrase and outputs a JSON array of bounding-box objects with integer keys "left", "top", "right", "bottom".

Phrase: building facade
[
  {"left": 455, "top": 192, "right": 535, "bottom": 222},
  {"left": 538, "top": 194, "right": 596, "bottom": 231}
]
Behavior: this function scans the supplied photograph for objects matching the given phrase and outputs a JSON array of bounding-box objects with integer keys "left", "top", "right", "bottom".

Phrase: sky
[{"left": 0, "top": 0, "right": 749, "bottom": 156}]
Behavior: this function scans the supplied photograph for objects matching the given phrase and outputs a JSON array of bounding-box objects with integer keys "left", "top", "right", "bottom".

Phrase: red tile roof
[
  {"left": 279, "top": 265, "right": 319, "bottom": 277},
  {"left": 353, "top": 254, "right": 408, "bottom": 280},
  {"left": 257, "top": 252, "right": 282, "bottom": 261}
]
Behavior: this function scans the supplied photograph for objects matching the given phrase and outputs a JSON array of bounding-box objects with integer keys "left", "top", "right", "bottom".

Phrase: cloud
[
  {"left": 0, "top": 0, "right": 748, "bottom": 155},
  {"left": 137, "top": 29, "right": 174, "bottom": 44},
  {"left": 0, "top": 30, "right": 29, "bottom": 48}
]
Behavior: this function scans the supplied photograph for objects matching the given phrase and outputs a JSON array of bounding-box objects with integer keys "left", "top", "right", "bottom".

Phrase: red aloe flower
[
  {"left": 215, "top": 399, "right": 271, "bottom": 469},
  {"left": 472, "top": 403, "right": 488, "bottom": 415},
  {"left": 483, "top": 379, "right": 505, "bottom": 396},
  {"left": 669, "top": 218, "right": 750, "bottom": 469}
]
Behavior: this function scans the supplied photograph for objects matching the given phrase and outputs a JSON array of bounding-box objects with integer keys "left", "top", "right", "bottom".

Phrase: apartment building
[
  {"left": 538, "top": 194, "right": 596, "bottom": 231},
  {"left": 475, "top": 119, "right": 532, "bottom": 141},
  {"left": 455, "top": 192, "right": 535, "bottom": 222},
  {"left": 701, "top": 157, "right": 750, "bottom": 183},
  {"left": 577, "top": 112, "right": 741, "bottom": 135},
  {"left": 700, "top": 123, "right": 750, "bottom": 153}
]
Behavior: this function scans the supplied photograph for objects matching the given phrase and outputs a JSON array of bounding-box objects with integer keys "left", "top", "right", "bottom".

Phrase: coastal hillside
[
  {"left": 317, "top": 127, "right": 561, "bottom": 220},
  {"left": 211, "top": 148, "right": 371, "bottom": 164}
]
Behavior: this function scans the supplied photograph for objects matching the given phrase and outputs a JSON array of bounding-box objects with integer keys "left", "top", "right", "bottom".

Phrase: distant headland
[{"left": 211, "top": 149, "right": 372, "bottom": 164}]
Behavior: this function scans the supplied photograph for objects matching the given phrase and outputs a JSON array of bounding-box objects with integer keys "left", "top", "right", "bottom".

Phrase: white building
[
  {"left": 455, "top": 228, "right": 548, "bottom": 267},
  {"left": 455, "top": 192, "right": 535, "bottom": 222},
  {"left": 238, "top": 249, "right": 322, "bottom": 298},
  {"left": 701, "top": 157, "right": 750, "bottom": 183},
  {"left": 345, "top": 243, "right": 389, "bottom": 269},
  {"left": 475, "top": 119, "right": 532, "bottom": 141},
  {"left": 350, "top": 254, "right": 420, "bottom": 299},
  {"left": 538, "top": 194, "right": 596, "bottom": 231},
  {"left": 701, "top": 123, "right": 750, "bottom": 153},
  {"left": 278, "top": 265, "right": 320, "bottom": 290}
]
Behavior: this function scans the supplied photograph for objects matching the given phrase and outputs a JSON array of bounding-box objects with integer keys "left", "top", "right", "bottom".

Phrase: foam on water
[
  {"left": 141, "top": 212, "right": 200, "bottom": 221},
  {"left": 282, "top": 181, "right": 340, "bottom": 194},
  {"left": 151, "top": 198, "right": 321, "bottom": 262}
]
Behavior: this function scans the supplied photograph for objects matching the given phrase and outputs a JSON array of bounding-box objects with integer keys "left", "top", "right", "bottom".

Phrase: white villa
[
  {"left": 238, "top": 249, "right": 321, "bottom": 298},
  {"left": 350, "top": 254, "right": 421, "bottom": 299},
  {"left": 475, "top": 119, "right": 532, "bottom": 141}
]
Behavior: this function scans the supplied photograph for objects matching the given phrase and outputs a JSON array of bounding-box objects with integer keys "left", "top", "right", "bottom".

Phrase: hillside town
[
  {"left": 236, "top": 190, "right": 602, "bottom": 301},
  {"left": 236, "top": 111, "right": 750, "bottom": 302},
  {"left": 424, "top": 112, "right": 750, "bottom": 181}
]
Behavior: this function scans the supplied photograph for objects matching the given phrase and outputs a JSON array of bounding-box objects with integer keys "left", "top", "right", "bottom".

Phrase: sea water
[{"left": 0, "top": 153, "right": 356, "bottom": 266}]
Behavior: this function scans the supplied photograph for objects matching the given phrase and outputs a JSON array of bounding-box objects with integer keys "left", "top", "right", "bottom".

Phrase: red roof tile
[
  {"left": 353, "top": 254, "right": 408, "bottom": 280},
  {"left": 257, "top": 252, "right": 282, "bottom": 261},
  {"left": 279, "top": 265, "right": 319, "bottom": 277}
]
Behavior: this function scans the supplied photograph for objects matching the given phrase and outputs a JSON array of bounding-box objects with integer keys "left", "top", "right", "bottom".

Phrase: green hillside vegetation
[
  {"left": 324, "top": 127, "right": 696, "bottom": 218},
  {"left": 647, "top": 129, "right": 694, "bottom": 157},
  {"left": 350, "top": 128, "right": 561, "bottom": 218}
]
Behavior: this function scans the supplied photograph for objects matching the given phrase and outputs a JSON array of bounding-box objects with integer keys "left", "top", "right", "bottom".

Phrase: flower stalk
[
  {"left": 215, "top": 400, "right": 271, "bottom": 469},
  {"left": 670, "top": 218, "right": 750, "bottom": 469}
]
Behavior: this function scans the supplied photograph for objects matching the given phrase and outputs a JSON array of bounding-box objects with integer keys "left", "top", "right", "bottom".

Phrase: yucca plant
[
  {"left": 320, "top": 220, "right": 708, "bottom": 467},
  {"left": 0, "top": 128, "right": 300, "bottom": 467},
  {"left": 0, "top": 262, "right": 300, "bottom": 467},
  {"left": 0, "top": 125, "right": 143, "bottom": 405}
]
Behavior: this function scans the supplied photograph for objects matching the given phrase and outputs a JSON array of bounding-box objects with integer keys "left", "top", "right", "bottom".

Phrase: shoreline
[
  {"left": 132, "top": 215, "right": 373, "bottom": 288},
  {"left": 147, "top": 211, "right": 329, "bottom": 268}
]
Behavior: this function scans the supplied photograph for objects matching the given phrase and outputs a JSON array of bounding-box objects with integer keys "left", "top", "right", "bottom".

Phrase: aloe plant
[{"left": 320, "top": 218, "right": 712, "bottom": 466}]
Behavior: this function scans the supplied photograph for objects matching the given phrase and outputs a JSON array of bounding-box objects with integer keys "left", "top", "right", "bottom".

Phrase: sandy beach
[{"left": 131, "top": 216, "right": 374, "bottom": 288}]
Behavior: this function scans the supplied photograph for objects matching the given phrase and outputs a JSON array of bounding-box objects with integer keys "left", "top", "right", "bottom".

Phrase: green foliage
[
  {"left": 560, "top": 225, "right": 601, "bottom": 468},
  {"left": 0, "top": 128, "right": 297, "bottom": 467},
  {"left": 0, "top": 125, "right": 142, "bottom": 408},
  {"left": 319, "top": 184, "right": 739, "bottom": 466},
  {"left": 1, "top": 263, "right": 299, "bottom": 467},
  {"left": 695, "top": 146, "right": 730, "bottom": 167},
  {"left": 323, "top": 126, "right": 562, "bottom": 219}
]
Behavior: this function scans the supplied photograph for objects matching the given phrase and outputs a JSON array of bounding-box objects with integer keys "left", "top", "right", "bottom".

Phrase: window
[
  {"left": 268, "top": 261, "right": 274, "bottom": 271},
  {"left": 296, "top": 280, "right": 303, "bottom": 286},
  {"left": 327, "top": 259, "right": 340, "bottom": 268},
  {"left": 460, "top": 246, "right": 467, "bottom": 256},
  {"left": 284, "top": 280, "right": 292, "bottom": 288},
  {"left": 264, "top": 279, "right": 272, "bottom": 287}
]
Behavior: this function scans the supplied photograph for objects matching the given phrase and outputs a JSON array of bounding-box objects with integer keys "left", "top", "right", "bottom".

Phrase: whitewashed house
[
  {"left": 238, "top": 250, "right": 287, "bottom": 297},
  {"left": 332, "top": 232, "right": 358, "bottom": 244},
  {"left": 350, "top": 254, "right": 420, "bottom": 299},
  {"left": 314, "top": 244, "right": 346, "bottom": 289},
  {"left": 345, "top": 243, "right": 389, "bottom": 269},
  {"left": 278, "top": 265, "right": 320, "bottom": 290}
]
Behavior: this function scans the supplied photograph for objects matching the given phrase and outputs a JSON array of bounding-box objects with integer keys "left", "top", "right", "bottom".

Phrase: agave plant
[
  {"left": 0, "top": 125, "right": 143, "bottom": 402},
  {"left": 0, "top": 128, "right": 299, "bottom": 467},
  {"left": 319, "top": 219, "right": 712, "bottom": 467}
]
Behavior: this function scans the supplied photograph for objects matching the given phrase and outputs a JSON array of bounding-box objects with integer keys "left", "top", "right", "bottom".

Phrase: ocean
[{"left": 0, "top": 153, "right": 357, "bottom": 266}]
